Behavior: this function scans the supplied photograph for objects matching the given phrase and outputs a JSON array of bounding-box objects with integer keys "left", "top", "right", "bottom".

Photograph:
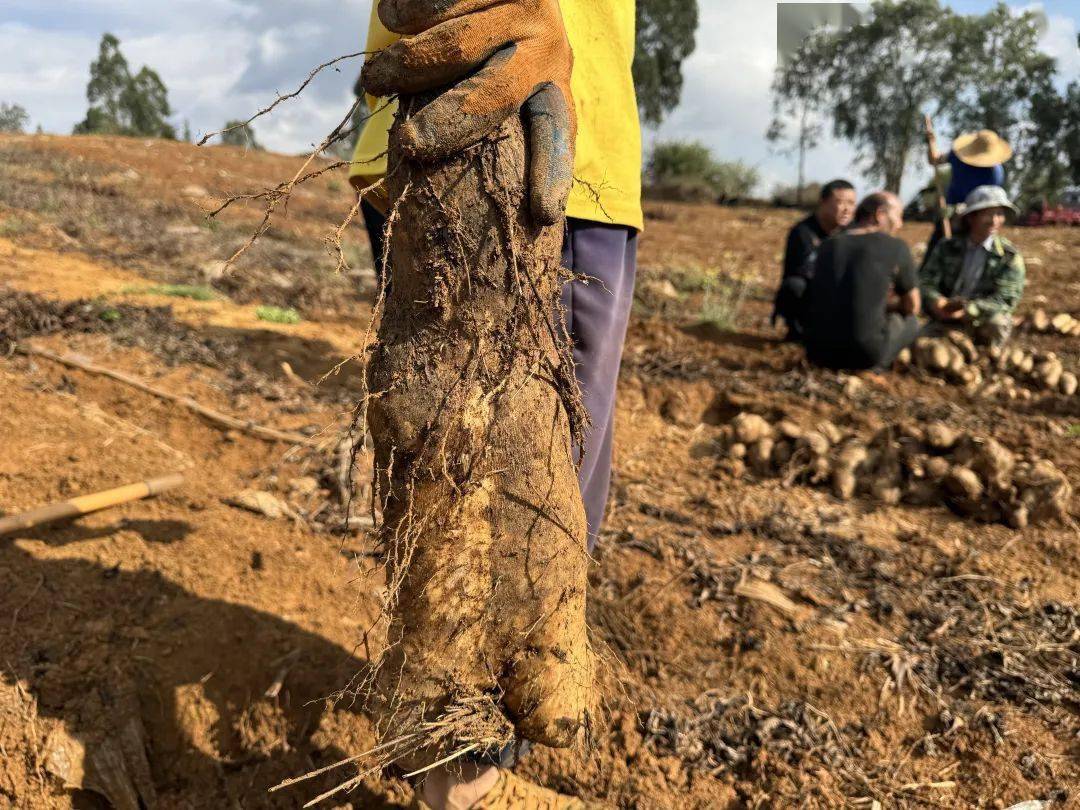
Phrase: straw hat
[
  {"left": 952, "top": 130, "right": 1013, "bottom": 168},
  {"left": 959, "top": 185, "right": 1018, "bottom": 217}
]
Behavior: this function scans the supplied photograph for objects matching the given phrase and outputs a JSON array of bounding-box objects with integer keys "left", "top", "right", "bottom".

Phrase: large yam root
[{"left": 365, "top": 97, "right": 591, "bottom": 766}]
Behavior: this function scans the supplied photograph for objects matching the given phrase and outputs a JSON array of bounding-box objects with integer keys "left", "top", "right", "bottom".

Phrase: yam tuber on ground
[{"left": 362, "top": 96, "right": 592, "bottom": 767}]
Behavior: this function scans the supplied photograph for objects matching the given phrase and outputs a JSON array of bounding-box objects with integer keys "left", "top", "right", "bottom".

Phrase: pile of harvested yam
[
  {"left": 897, "top": 331, "right": 1078, "bottom": 399},
  {"left": 1022, "top": 309, "right": 1080, "bottom": 337},
  {"left": 718, "top": 412, "right": 1071, "bottom": 528}
]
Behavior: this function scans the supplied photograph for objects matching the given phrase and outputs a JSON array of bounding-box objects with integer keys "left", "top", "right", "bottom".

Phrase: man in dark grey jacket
[{"left": 773, "top": 179, "right": 856, "bottom": 340}]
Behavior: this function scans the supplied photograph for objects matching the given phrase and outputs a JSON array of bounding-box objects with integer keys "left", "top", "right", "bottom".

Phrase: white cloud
[
  {"left": 0, "top": 1, "right": 370, "bottom": 153},
  {"left": 1041, "top": 11, "right": 1080, "bottom": 79},
  {"left": 647, "top": 1, "right": 886, "bottom": 198}
]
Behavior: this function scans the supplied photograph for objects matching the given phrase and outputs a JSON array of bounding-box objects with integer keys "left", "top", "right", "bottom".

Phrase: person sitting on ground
[
  {"left": 925, "top": 129, "right": 1012, "bottom": 261},
  {"left": 920, "top": 185, "right": 1026, "bottom": 348},
  {"left": 803, "top": 192, "right": 921, "bottom": 371},
  {"left": 773, "top": 179, "right": 857, "bottom": 340}
]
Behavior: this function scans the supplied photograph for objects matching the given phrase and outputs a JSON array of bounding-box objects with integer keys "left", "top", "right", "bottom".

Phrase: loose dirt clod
[{"left": 226, "top": 489, "right": 299, "bottom": 521}]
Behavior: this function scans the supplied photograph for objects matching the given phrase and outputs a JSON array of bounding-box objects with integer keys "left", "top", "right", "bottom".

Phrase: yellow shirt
[{"left": 350, "top": 2, "right": 643, "bottom": 231}]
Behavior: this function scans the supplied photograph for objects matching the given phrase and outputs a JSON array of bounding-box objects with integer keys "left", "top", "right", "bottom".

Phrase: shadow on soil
[
  {"left": 1, "top": 520, "right": 398, "bottom": 809},
  {"left": 201, "top": 325, "right": 365, "bottom": 399}
]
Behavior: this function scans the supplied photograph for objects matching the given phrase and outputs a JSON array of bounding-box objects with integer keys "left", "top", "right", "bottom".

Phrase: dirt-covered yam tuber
[
  {"left": 776, "top": 420, "right": 803, "bottom": 440},
  {"left": 944, "top": 467, "right": 983, "bottom": 501},
  {"left": 1051, "top": 312, "right": 1076, "bottom": 334},
  {"left": 925, "top": 421, "right": 958, "bottom": 452},
  {"left": 733, "top": 413, "right": 773, "bottom": 444},
  {"left": 946, "top": 330, "right": 978, "bottom": 364},
  {"left": 749, "top": 438, "right": 775, "bottom": 476},
  {"left": 817, "top": 420, "right": 843, "bottom": 445},
  {"left": 831, "top": 442, "right": 868, "bottom": 500},
  {"left": 809, "top": 455, "right": 832, "bottom": 484},
  {"left": 799, "top": 431, "right": 831, "bottom": 457},
  {"left": 1015, "top": 460, "right": 1072, "bottom": 524},
  {"left": 924, "top": 456, "right": 951, "bottom": 481},
  {"left": 1060, "top": 372, "right": 1078, "bottom": 397},
  {"left": 1031, "top": 309, "right": 1050, "bottom": 332},
  {"left": 969, "top": 438, "right": 1015, "bottom": 491},
  {"left": 367, "top": 99, "right": 591, "bottom": 762},
  {"left": 1035, "top": 356, "right": 1064, "bottom": 391},
  {"left": 833, "top": 469, "right": 857, "bottom": 501},
  {"left": 915, "top": 338, "right": 951, "bottom": 372}
]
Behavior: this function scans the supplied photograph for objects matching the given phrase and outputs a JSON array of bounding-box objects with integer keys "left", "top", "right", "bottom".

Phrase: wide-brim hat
[
  {"left": 959, "top": 185, "right": 1018, "bottom": 218},
  {"left": 953, "top": 130, "right": 1013, "bottom": 168}
]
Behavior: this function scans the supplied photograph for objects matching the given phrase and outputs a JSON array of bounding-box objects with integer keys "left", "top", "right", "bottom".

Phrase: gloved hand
[{"left": 361, "top": 0, "right": 576, "bottom": 224}]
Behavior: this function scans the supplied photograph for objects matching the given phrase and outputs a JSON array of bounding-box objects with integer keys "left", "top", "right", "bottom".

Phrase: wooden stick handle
[
  {"left": 924, "top": 114, "right": 937, "bottom": 150},
  {"left": 0, "top": 474, "right": 184, "bottom": 537},
  {"left": 924, "top": 114, "right": 953, "bottom": 239}
]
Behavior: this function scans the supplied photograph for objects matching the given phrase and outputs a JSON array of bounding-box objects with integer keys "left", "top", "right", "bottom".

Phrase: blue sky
[{"left": 1, "top": 1, "right": 1077, "bottom": 198}]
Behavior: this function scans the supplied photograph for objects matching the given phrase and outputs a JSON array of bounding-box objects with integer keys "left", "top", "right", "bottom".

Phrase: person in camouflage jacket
[{"left": 920, "top": 185, "right": 1026, "bottom": 346}]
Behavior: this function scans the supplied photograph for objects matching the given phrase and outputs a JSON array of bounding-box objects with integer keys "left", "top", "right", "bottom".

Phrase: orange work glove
[{"left": 361, "top": 0, "right": 576, "bottom": 225}]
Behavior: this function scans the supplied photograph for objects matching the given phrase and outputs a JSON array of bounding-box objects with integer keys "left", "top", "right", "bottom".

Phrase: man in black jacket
[{"left": 773, "top": 179, "right": 856, "bottom": 340}]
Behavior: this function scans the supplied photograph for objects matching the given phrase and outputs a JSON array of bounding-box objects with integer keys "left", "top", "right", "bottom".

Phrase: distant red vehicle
[{"left": 1023, "top": 188, "right": 1080, "bottom": 226}]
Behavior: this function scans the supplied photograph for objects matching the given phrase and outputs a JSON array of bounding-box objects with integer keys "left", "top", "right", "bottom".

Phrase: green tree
[
  {"left": 771, "top": 0, "right": 961, "bottom": 193},
  {"left": 0, "top": 102, "right": 30, "bottom": 134},
  {"left": 74, "top": 33, "right": 176, "bottom": 139},
  {"left": 767, "top": 41, "right": 827, "bottom": 206},
  {"left": 121, "top": 66, "right": 176, "bottom": 139},
  {"left": 944, "top": 3, "right": 1057, "bottom": 202},
  {"left": 647, "top": 140, "right": 758, "bottom": 202},
  {"left": 946, "top": 4, "right": 1055, "bottom": 145},
  {"left": 220, "top": 120, "right": 261, "bottom": 150},
  {"left": 1012, "top": 81, "right": 1070, "bottom": 206},
  {"left": 1064, "top": 82, "right": 1080, "bottom": 186},
  {"left": 74, "top": 33, "right": 129, "bottom": 135},
  {"left": 633, "top": 0, "right": 699, "bottom": 126}
]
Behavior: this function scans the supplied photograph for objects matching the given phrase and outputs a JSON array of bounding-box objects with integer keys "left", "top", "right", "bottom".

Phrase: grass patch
[
  {"left": 98, "top": 307, "right": 122, "bottom": 323},
  {"left": 666, "top": 264, "right": 714, "bottom": 294},
  {"left": 127, "top": 284, "right": 220, "bottom": 301},
  {"left": 255, "top": 305, "right": 302, "bottom": 324},
  {"left": 699, "top": 268, "right": 756, "bottom": 332},
  {"left": 1068, "top": 424, "right": 1080, "bottom": 438},
  {"left": 0, "top": 215, "right": 30, "bottom": 237}
]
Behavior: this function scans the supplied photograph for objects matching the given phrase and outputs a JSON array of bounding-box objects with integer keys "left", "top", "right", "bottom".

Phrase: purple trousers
[
  {"left": 560, "top": 218, "right": 639, "bottom": 551},
  {"left": 362, "top": 212, "right": 637, "bottom": 552}
]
